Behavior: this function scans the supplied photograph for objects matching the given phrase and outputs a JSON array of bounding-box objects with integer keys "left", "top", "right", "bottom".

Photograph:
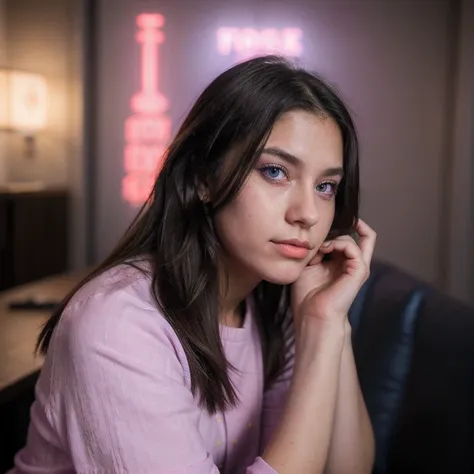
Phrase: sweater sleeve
[{"left": 42, "top": 287, "right": 280, "bottom": 474}]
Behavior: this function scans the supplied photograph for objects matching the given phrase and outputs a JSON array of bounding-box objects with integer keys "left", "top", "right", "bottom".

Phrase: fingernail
[{"left": 322, "top": 240, "right": 331, "bottom": 247}]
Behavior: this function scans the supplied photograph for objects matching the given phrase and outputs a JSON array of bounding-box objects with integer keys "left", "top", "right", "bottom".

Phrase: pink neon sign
[
  {"left": 217, "top": 27, "right": 303, "bottom": 61},
  {"left": 122, "top": 13, "right": 171, "bottom": 206}
]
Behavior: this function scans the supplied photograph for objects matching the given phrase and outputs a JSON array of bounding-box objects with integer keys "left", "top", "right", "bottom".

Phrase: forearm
[
  {"left": 262, "top": 320, "right": 345, "bottom": 474},
  {"left": 325, "top": 323, "right": 375, "bottom": 474}
]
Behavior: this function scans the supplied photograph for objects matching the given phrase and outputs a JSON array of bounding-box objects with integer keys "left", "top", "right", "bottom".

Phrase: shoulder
[
  {"left": 49, "top": 260, "right": 190, "bottom": 387},
  {"left": 66, "top": 258, "right": 154, "bottom": 310}
]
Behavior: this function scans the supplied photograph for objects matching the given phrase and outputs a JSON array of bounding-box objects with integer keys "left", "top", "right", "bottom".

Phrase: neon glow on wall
[
  {"left": 217, "top": 27, "right": 303, "bottom": 60},
  {"left": 122, "top": 16, "right": 303, "bottom": 205},
  {"left": 123, "top": 13, "right": 171, "bottom": 206}
]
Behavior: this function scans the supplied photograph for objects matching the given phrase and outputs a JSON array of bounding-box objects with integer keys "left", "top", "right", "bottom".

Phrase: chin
[{"left": 257, "top": 261, "right": 305, "bottom": 285}]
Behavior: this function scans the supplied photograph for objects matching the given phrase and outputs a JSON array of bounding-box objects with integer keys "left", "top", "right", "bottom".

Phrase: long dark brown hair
[{"left": 37, "top": 55, "right": 360, "bottom": 414}]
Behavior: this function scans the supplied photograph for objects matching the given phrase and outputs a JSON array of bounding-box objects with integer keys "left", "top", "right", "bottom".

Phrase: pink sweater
[{"left": 9, "top": 264, "right": 293, "bottom": 474}]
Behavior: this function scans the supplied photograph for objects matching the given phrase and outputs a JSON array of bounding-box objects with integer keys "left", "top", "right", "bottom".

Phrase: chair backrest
[{"left": 349, "top": 261, "right": 474, "bottom": 474}]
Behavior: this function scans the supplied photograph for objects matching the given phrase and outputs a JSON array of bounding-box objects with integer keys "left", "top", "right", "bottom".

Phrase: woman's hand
[{"left": 291, "top": 219, "right": 376, "bottom": 332}]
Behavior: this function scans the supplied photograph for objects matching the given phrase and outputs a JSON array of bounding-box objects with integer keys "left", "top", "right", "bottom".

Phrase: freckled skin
[{"left": 214, "top": 110, "right": 344, "bottom": 287}]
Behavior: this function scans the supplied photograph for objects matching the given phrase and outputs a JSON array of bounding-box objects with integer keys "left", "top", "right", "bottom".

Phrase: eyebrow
[{"left": 261, "top": 146, "right": 344, "bottom": 178}]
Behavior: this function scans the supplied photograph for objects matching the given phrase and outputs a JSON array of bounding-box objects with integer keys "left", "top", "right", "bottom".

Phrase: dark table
[{"left": 0, "top": 270, "right": 88, "bottom": 404}]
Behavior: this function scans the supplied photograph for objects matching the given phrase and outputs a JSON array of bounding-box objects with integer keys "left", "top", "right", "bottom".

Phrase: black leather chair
[{"left": 350, "top": 261, "right": 474, "bottom": 474}]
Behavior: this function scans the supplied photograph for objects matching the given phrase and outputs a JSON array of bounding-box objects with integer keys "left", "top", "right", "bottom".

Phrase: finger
[
  {"left": 319, "top": 235, "right": 356, "bottom": 253},
  {"left": 320, "top": 239, "right": 367, "bottom": 277},
  {"left": 330, "top": 235, "right": 355, "bottom": 243},
  {"left": 321, "top": 234, "right": 356, "bottom": 245},
  {"left": 355, "top": 218, "right": 377, "bottom": 266},
  {"left": 319, "top": 238, "right": 361, "bottom": 262}
]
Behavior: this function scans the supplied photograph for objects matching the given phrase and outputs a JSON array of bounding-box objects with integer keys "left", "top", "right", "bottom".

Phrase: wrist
[
  {"left": 298, "top": 311, "right": 348, "bottom": 339},
  {"left": 294, "top": 316, "right": 346, "bottom": 368},
  {"left": 343, "top": 318, "right": 353, "bottom": 340}
]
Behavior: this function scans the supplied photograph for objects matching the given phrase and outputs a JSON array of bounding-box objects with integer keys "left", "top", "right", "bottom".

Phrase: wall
[
  {"left": 305, "top": 0, "right": 450, "bottom": 288},
  {"left": 5, "top": 0, "right": 73, "bottom": 186},
  {"left": 0, "top": 0, "right": 7, "bottom": 184},
  {"left": 1, "top": 0, "right": 469, "bottom": 297},
  {"left": 92, "top": 0, "right": 463, "bottom": 291},
  {"left": 445, "top": 0, "right": 474, "bottom": 303},
  {"left": 2, "top": 0, "right": 88, "bottom": 269}
]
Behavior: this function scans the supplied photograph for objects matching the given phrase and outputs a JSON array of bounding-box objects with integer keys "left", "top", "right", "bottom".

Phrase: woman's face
[{"left": 214, "top": 110, "right": 344, "bottom": 285}]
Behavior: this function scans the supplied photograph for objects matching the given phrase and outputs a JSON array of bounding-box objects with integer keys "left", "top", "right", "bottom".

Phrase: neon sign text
[
  {"left": 122, "top": 13, "right": 171, "bottom": 206},
  {"left": 217, "top": 27, "right": 303, "bottom": 60}
]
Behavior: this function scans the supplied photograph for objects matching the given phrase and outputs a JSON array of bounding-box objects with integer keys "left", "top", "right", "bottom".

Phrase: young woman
[{"left": 11, "top": 55, "right": 376, "bottom": 474}]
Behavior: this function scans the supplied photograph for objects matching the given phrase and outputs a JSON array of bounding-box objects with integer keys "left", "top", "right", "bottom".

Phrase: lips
[
  {"left": 272, "top": 239, "right": 312, "bottom": 259},
  {"left": 275, "top": 239, "right": 312, "bottom": 250}
]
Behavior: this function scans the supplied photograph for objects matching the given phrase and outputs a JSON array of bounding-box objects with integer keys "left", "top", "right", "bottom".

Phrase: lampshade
[{"left": 0, "top": 69, "right": 48, "bottom": 132}]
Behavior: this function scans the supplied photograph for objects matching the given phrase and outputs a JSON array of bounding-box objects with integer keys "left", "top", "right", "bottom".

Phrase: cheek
[
  {"left": 214, "top": 181, "right": 276, "bottom": 246},
  {"left": 213, "top": 201, "right": 253, "bottom": 249},
  {"left": 241, "top": 176, "right": 289, "bottom": 223},
  {"left": 311, "top": 203, "right": 337, "bottom": 244},
  {"left": 325, "top": 205, "right": 337, "bottom": 229}
]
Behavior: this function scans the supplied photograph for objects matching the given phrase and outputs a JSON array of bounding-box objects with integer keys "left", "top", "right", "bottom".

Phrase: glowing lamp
[{"left": 0, "top": 69, "right": 48, "bottom": 133}]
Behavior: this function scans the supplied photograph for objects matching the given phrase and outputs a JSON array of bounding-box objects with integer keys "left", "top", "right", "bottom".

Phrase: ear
[{"left": 195, "top": 178, "right": 211, "bottom": 203}]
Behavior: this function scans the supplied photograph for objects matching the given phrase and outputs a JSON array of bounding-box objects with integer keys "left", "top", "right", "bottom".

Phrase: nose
[{"left": 285, "top": 185, "right": 320, "bottom": 228}]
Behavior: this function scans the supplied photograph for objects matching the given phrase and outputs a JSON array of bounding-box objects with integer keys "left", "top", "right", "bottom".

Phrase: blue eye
[
  {"left": 259, "top": 165, "right": 287, "bottom": 182},
  {"left": 316, "top": 181, "right": 339, "bottom": 196}
]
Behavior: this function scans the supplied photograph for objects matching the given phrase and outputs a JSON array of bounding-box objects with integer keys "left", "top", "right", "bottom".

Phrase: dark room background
[{"left": 0, "top": 0, "right": 472, "bottom": 303}]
